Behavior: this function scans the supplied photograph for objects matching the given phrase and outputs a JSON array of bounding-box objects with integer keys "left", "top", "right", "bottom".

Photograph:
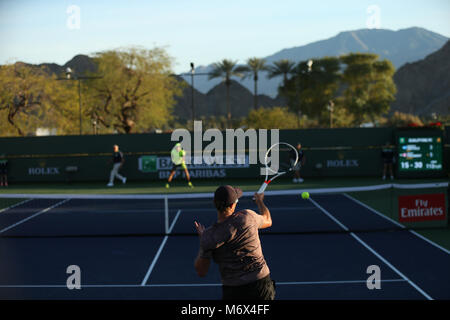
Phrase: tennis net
[{"left": 0, "top": 182, "right": 447, "bottom": 238}]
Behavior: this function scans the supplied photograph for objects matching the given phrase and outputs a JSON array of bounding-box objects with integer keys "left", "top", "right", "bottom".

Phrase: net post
[
  {"left": 390, "top": 183, "right": 394, "bottom": 221},
  {"left": 164, "top": 196, "right": 169, "bottom": 234}
]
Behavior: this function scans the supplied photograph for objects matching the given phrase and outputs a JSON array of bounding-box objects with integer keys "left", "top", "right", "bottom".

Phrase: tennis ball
[{"left": 301, "top": 192, "right": 310, "bottom": 199}]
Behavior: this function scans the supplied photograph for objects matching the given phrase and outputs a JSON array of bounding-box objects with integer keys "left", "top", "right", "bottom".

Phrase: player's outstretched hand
[{"left": 194, "top": 221, "right": 205, "bottom": 237}]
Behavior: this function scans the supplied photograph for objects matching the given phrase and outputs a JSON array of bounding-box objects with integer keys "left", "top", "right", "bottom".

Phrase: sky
[{"left": 0, "top": 0, "right": 449, "bottom": 73}]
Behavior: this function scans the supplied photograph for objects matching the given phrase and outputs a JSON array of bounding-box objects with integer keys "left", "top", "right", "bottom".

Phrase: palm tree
[
  {"left": 208, "top": 59, "right": 242, "bottom": 128},
  {"left": 267, "top": 59, "right": 296, "bottom": 88},
  {"left": 236, "top": 57, "right": 268, "bottom": 110}
]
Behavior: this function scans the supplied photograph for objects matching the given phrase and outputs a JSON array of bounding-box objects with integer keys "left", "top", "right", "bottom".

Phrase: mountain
[
  {"left": 173, "top": 79, "right": 284, "bottom": 121},
  {"left": 22, "top": 56, "right": 282, "bottom": 120},
  {"left": 7, "top": 27, "right": 448, "bottom": 120},
  {"left": 181, "top": 27, "right": 448, "bottom": 97},
  {"left": 63, "top": 54, "right": 98, "bottom": 75},
  {"left": 391, "top": 40, "right": 450, "bottom": 116},
  {"left": 21, "top": 54, "right": 97, "bottom": 77}
]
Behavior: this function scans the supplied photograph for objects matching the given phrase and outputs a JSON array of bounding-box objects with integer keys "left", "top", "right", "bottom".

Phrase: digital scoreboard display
[{"left": 398, "top": 136, "right": 443, "bottom": 171}]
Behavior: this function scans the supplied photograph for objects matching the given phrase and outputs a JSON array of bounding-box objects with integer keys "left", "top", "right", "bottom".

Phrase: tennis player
[
  {"left": 194, "top": 185, "right": 275, "bottom": 300},
  {"left": 0, "top": 157, "right": 8, "bottom": 187},
  {"left": 290, "top": 142, "right": 305, "bottom": 183},
  {"left": 165, "top": 143, "right": 193, "bottom": 188},
  {"left": 107, "top": 144, "right": 127, "bottom": 187}
]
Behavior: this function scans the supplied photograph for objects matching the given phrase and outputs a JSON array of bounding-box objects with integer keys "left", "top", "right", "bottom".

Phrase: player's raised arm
[{"left": 253, "top": 192, "right": 272, "bottom": 229}]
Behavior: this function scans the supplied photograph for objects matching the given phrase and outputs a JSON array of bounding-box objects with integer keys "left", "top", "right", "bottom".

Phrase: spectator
[
  {"left": 107, "top": 144, "right": 127, "bottom": 187},
  {"left": 381, "top": 142, "right": 395, "bottom": 180},
  {"left": 290, "top": 143, "right": 305, "bottom": 183},
  {"left": 0, "top": 156, "right": 8, "bottom": 187}
]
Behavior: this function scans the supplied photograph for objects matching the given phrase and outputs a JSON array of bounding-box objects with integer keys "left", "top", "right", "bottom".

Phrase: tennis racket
[{"left": 257, "top": 142, "right": 299, "bottom": 194}]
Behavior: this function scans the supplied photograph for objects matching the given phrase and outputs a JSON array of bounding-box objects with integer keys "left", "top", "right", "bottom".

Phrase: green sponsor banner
[{"left": 139, "top": 155, "right": 157, "bottom": 173}]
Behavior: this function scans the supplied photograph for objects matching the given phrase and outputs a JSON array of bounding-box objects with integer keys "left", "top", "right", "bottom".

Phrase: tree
[
  {"left": 0, "top": 63, "right": 78, "bottom": 136},
  {"left": 208, "top": 59, "right": 243, "bottom": 128},
  {"left": 236, "top": 57, "right": 268, "bottom": 110},
  {"left": 281, "top": 57, "right": 341, "bottom": 125},
  {"left": 84, "top": 47, "right": 182, "bottom": 134},
  {"left": 379, "top": 111, "right": 424, "bottom": 127},
  {"left": 320, "top": 97, "right": 355, "bottom": 128},
  {"left": 242, "top": 107, "right": 299, "bottom": 129},
  {"left": 267, "top": 59, "right": 296, "bottom": 94},
  {"left": 340, "top": 53, "right": 396, "bottom": 126}
]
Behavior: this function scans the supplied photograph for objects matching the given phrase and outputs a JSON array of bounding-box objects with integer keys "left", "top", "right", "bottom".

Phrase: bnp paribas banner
[{"left": 138, "top": 155, "right": 255, "bottom": 179}]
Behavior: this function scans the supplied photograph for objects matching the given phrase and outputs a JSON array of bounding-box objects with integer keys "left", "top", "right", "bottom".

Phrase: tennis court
[{"left": 0, "top": 183, "right": 449, "bottom": 300}]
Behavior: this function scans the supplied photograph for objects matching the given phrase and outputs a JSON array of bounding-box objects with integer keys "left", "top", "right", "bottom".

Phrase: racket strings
[{"left": 264, "top": 147, "right": 298, "bottom": 176}]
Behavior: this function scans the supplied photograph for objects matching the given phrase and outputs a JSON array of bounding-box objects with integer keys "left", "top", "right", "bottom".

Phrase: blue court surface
[{"left": 0, "top": 193, "right": 449, "bottom": 300}]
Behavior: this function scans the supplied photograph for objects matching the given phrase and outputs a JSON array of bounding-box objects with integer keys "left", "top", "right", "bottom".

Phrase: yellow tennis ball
[{"left": 301, "top": 192, "right": 310, "bottom": 199}]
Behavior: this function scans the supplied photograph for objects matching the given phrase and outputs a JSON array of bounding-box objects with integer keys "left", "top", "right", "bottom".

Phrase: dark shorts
[
  {"left": 0, "top": 165, "right": 6, "bottom": 175},
  {"left": 171, "top": 162, "right": 186, "bottom": 171},
  {"left": 383, "top": 159, "right": 393, "bottom": 164},
  {"left": 222, "top": 275, "right": 276, "bottom": 300},
  {"left": 290, "top": 159, "right": 301, "bottom": 171}
]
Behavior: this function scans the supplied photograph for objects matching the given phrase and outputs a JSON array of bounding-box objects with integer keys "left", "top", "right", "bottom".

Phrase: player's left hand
[{"left": 194, "top": 221, "right": 205, "bottom": 236}]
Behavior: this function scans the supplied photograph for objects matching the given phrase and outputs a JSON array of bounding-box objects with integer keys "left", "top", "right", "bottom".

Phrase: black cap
[{"left": 214, "top": 185, "right": 243, "bottom": 208}]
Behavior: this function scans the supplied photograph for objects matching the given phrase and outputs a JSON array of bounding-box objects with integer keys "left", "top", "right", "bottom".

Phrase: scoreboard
[{"left": 397, "top": 136, "right": 443, "bottom": 172}]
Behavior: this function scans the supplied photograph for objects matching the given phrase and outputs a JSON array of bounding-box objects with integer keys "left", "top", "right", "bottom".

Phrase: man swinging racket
[
  {"left": 194, "top": 185, "right": 276, "bottom": 300},
  {"left": 165, "top": 143, "right": 193, "bottom": 189}
]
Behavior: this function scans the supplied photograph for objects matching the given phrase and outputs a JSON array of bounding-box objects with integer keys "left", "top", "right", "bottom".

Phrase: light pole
[
  {"left": 307, "top": 59, "right": 313, "bottom": 73},
  {"left": 177, "top": 64, "right": 210, "bottom": 130},
  {"left": 66, "top": 68, "right": 82, "bottom": 135},
  {"left": 190, "top": 62, "right": 195, "bottom": 129},
  {"left": 58, "top": 67, "right": 102, "bottom": 135},
  {"left": 296, "top": 59, "right": 313, "bottom": 128},
  {"left": 327, "top": 100, "right": 335, "bottom": 128},
  {"left": 92, "top": 115, "right": 98, "bottom": 135}
]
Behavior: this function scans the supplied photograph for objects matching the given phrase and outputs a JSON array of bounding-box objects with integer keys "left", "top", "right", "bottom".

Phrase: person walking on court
[
  {"left": 165, "top": 143, "right": 193, "bottom": 189},
  {"left": 291, "top": 142, "right": 305, "bottom": 183},
  {"left": 194, "top": 185, "right": 275, "bottom": 300},
  {"left": 107, "top": 144, "right": 127, "bottom": 187}
]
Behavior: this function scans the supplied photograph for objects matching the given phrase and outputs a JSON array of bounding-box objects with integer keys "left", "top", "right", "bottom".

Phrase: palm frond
[{"left": 267, "top": 59, "right": 296, "bottom": 79}]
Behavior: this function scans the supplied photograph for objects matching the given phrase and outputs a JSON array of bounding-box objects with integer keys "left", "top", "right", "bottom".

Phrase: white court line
[
  {"left": 0, "top": 199, "right": 33, "bottom": 214},
  {"left": 140, "top": 209, "right": 182, "bottom": 286},
  {"left": 164, "top": 196, "right": 169, "bottom": 233},
  {"left": 273, "top": 279, "right": 406, "bottom": 286},
  {"left": 342, "top": 193, "right": 404, "bottom": 228},
  {"left": 309, "top": 197, "right": 433, "bottom": 300},
  {"left": 0, "top": 279, "right": 406, "bottom": 288},
  {"left": 0, "top": 199, "right": 71, "bottom": 234},
  {"left": 181, "top": 206, "right": 317, "bottom": 212},
  {"left": 408, "top": 230, "right": 450, "bottom": 255},
  {"left": 343, "top": 193, "right": 450, "bottom": 255},
  {"left": 2, "top": 182, "right": 446, "bottom": 200},
  {"left": 309, "top": 199, "right": 349, "bottom": 231}
]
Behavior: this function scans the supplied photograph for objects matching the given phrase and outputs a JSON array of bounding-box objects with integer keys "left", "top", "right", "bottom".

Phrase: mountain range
[
  {"left": 10, "top": 26, "right": 450, "bottom": 120},
  {"left": 179, "top": 27, "right": 448, "bottom": 98},
  {"left": 391, "top": 40, "right": 450, "bottom": 116},
  {"left": 173, "top": 38, "right": 450, "bottom": 119}
]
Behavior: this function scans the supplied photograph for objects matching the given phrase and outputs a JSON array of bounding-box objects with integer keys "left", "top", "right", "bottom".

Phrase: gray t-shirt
[{"left": 199, "top": 209, "right": 270, "bottom": 286}]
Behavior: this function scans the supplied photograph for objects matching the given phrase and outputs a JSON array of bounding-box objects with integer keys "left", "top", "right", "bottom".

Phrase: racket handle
[
  {"left": 252, "top": 182, "right": 268, "bottom": 201},
  {"left": 257, "top": 182, "right": 268, "bottom": 194}
]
